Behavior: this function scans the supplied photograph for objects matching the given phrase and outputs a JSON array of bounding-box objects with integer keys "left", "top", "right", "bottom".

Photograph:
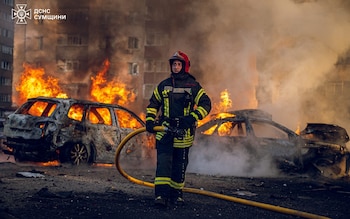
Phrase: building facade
[
  {"left": 10, "top": 0, "right": 350, "bottom": 122},
  {"left": 0, "top": 0, "right": 14, "bottom": 117}
]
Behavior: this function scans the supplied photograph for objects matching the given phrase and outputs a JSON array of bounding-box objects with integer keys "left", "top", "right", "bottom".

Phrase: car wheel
[{"left": 64, "top": 143, "right": 90, "bottom": 165}]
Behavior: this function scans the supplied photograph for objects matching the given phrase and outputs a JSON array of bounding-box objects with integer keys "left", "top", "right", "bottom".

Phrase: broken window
[
  {"left": 251, "top": 121, "right": 288, "bottom": 139},
  {"left": 202, "top": 124, "right": 218, "bottom": 135},
  {"left": 88, "top": 107, "right": 112, "bottom": 125},
  {"left": 23, "top": 101, "right": 57, "bottom": 117},
  {"left": 68, "top": 104, "right": 84, "bottom": 121},
  {"left": 115, "top": 109, "right": 143, "bottom": 129},
  {"left": 217, "top": 122, "right": 247, "bottom": 137}
]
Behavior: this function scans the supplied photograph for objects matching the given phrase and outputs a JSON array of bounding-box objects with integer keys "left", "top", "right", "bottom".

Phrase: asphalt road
[{"left": 0, "top": 153, "right": 350, "bottom": 219}]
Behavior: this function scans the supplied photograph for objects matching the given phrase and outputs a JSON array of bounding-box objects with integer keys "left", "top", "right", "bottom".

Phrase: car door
[
  {"left": 85, "top": 105, "right": 119, "bottom": 163},
  {"left": 114, "top": 108, "right": 154, "bottom": 164},
  {"left": 248, "top": 120, "right": 298, "bottom": 159}
]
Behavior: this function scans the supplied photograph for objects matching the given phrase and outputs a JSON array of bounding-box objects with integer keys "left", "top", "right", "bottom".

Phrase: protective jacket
[{"left": 146, "top": 71, "right": 211, "bottom": 148}]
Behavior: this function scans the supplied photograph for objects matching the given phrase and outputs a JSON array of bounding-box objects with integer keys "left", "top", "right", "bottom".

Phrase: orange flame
[
  {"left": 14, "top": 61, "right": 151, "bottom": 165},
  {"left": 16, "top": 63, "right": 68, "bottom": 104},
  {"left": 90, "top": 59, "right": 136, "bottom": 106},
  {"left": 15, "top": 61, "right": 142, "bottom": 129},
  {"left": 198, "top": 89, "right": 234, "bottom": 127},
  {"left": 215, "top": 89, "right": 232, "bottom": 112}
]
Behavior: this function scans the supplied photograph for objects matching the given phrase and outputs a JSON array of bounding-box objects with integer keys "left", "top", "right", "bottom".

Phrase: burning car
[
  {"left": 3, "top": 97, "right": 153, "bottom": 165},
  {"left": 192, "top": 109, "right": 350, "bottom": 178}
]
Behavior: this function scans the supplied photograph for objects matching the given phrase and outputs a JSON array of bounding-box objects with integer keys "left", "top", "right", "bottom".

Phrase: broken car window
[
  {"left": 68, "top": 104, "right": 84, "bottom": 121},
  {"left": 251, "top": 121, "right": 288, "bottom": 139},
  {"left": 115, "top": 109, "right": 143, "bottom": 129},
  {"left": 26, "top": 101, "right": 57, "bottom": 117},
  {"left": 88, "top": 107, "right": 112, "bottom": 125}
]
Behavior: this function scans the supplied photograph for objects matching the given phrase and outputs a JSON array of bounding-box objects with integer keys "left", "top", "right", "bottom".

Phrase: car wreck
[
  {"left": 191, "top": 109, "right": 350, "bottom": 179},
  {"left": 2, "top": 97, "right": 153, "bottom": 165}
]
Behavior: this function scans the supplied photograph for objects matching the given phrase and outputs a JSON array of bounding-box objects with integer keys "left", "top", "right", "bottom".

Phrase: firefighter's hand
[
  {"left": 146, "top": 121, "right": 156, "bottom": 133},
  {"left": 179, "top": 115, "right": 196, "bottom": 129}
]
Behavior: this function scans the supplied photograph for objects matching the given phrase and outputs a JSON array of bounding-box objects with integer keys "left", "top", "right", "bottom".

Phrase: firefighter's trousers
[{"left": 154, "top": 136, "right": 190, "bottom": 199}]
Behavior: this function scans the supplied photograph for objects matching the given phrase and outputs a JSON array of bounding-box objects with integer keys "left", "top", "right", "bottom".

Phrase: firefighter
[{"left": 146, "top": 51, "right": 211, "bottom": 207}]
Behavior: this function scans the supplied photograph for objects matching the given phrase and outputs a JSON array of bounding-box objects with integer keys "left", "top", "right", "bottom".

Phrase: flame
[
  {"left": 16, "top": 63, "right": 68, "bottom": 104},
  {"left": 90, "top": 59, "right": 136, "bottom": 106},
  {"left": 216, "top": 89, "right": 232, "bottom": 112},
  {"left": 198, "top": 89, "right": 234, "bottom": 127},
  {"left": 67, "top": 104, "right": 84, "bottom": 121},
  {"left": 14, "top": 61, "right": 147, "bottom": 164},
  {"left": 295, "top": 123, "right": 300, "bottom": 135},
  {"left": 16, "top": 60, "right": 140, "bottom": 128},
  {"left": 39, "top": 160, "right": 60, "bottom": 166}
]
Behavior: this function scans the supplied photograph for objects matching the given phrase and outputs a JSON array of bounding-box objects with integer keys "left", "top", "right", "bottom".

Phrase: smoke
[
  {"left": 187, "top": 137, "right": 281, "bottom": 177},
  {"left": 170, "top": 0, "right": 350, "bottom": 177},
  {"left": 13, "top": 0, "right": 350, "bottom": 177},
  {"left": 178, "top": 0, "right": 350, "bottom": 125}
]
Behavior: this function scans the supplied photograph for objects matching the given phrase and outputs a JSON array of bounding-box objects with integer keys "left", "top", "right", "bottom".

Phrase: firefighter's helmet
[{"left": 169, "top": 51, "right": 191, "bottom": 73}]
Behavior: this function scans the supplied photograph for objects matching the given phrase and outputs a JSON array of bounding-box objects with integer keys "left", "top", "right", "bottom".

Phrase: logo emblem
[{"left": 12, "top": 4, "right": 31, "bottom": 24}]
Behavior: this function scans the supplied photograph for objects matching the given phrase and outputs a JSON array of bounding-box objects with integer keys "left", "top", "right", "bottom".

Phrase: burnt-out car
[
  {"left": 3, "top": 97, "right": 153, "bottom": 165},
  {"left": 191, "top": 109, "right": 350, "bottom": 178}
]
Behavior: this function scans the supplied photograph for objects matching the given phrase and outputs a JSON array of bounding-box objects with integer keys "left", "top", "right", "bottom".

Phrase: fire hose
[{"left": 114, "top": 126, "right": 330, "bottom": 219}]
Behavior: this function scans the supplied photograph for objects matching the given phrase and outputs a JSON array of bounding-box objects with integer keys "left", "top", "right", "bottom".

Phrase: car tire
[{"left": 61, "top": 143, "right": 90, "bottom": 165}]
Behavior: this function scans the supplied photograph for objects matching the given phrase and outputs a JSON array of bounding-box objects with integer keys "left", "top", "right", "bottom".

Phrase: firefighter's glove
[
  {"left": 146, "top": 120, "right": 156, "bottom": 133},
  {"left": 179, "top": 115, "right": 196, "bottom": 129}
]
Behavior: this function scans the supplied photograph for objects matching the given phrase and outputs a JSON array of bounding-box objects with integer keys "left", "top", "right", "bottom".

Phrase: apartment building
[
  {"left": 0, "top": 0, "right": 14, "bottom": 117},
  {"left": 11, "top": 0, "right": 350, "bottom": 120},
  {"left": 12, "top": 0, "right": 169, "bottom": 114}
]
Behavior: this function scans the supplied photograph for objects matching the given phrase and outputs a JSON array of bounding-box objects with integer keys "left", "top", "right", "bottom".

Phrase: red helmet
[{"left": 169, "top": 51, "right": 191, "bottom": 73}]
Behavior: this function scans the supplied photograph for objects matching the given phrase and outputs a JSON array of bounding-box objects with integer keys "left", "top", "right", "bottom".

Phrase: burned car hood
[{"left": 300, "top": 123, "right": 349, "bottom": 145}]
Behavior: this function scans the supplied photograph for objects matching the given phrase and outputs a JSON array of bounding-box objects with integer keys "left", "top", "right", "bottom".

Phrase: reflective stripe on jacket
[{"left": 146, "top": 73, "right": 211, "bottom": 148}]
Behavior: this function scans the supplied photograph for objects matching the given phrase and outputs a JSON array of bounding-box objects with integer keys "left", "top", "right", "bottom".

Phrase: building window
[
  {"left": 0, "top": 27, "right": 13, "bottom": 38},
  {"left": 57, "top": 35, "right": 85, "bottom": 46},
  {"left": 67, "top": 35, "right": 82, "bottom": 45},
  {"left": 34, "top": 61, "right": 42, "bottom": 68},
  {"left": 128, "top": 37, "right": 139, "bottom": 49},
  {"left": 144, "top": 59, "right": 167, "bottom": 72},
  {"left": 325, "top": 81, "right": 348, "bottom": 97},
  {"left": 4, "top": 0, "right": 14, "bottom": 7},
  {"left": 126, "top": 11, "right": 138, "bottom": 24},
  {"left": 0, "top": 11, "right": 12, "bottom": 22},
  {"left": 1, "top": 45, "right": 13, "bottom": 55},
  {"left": 128, "top": 63, "right": 139, "bottom": 75},
  {"left": 0, "top": 94, "right": 11, "bottom": 102},
  {"left": 57, "top": 59, "right": 80, "bottom": 72},
  {"left": 1, "top": 60, "right": 12, "bottom": 70},
  {"left": 145, "top": 32, "right": 168, "bottom": 46},
  {"left": 36, "top": 36, "right": 43, "bottom": 50},
  {"left": 0, "top": 77, "right": 12, "bottom": 86}
]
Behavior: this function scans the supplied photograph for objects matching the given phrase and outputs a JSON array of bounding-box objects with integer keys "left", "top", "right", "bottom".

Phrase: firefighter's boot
[
  {"left": 154, "top": 196, "right": 167, "bottom": 208},
  {"left": 171, "top": 189, "right": 184, "bottom": 206}
]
